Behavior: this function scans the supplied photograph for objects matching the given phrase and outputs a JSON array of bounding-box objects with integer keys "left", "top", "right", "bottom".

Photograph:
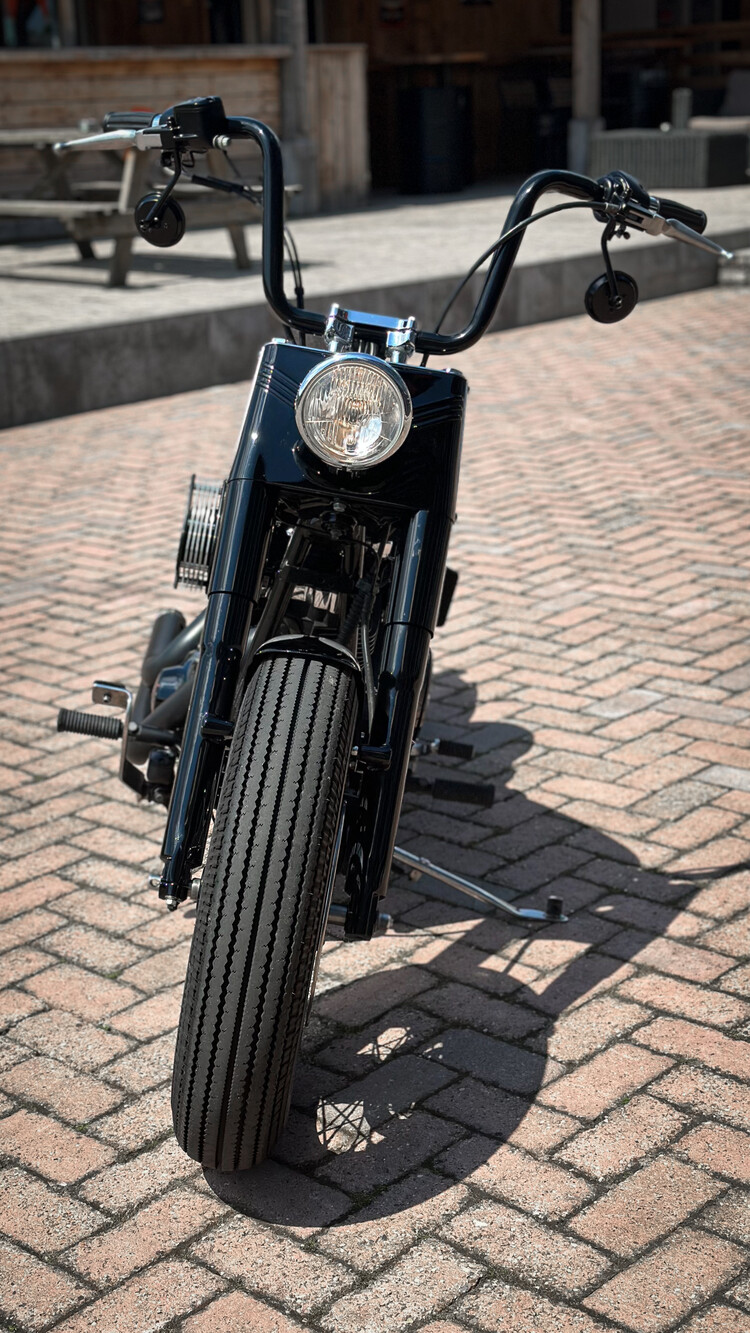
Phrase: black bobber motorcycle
[{"left": 55, "top": 97, "right": 730, "bottom": 1171}]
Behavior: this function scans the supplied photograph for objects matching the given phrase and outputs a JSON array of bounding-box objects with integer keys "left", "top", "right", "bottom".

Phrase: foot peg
[
  {"left": 412, "top": 737, "right": 475, "bottom": 760},
  {"left": 405, "top": 774, "right": 495, "bottom": 808},
  {"left": 58, "top": 682, "right": 131, "bottom": 740},
  {"left": 58, "top": 709, "right": 123, "bottom": 740},
  {"left": 57, "top": 680, "right": 179, "bottom": 802},
  {"left": 392, "top": 846, "right": 568, "bottom": 924},
  {"left": 327, "top": 902, "right": 391, "bottom": 936},
  {"left": 57, "top": 681, "right": 146, "bottom": 798}
]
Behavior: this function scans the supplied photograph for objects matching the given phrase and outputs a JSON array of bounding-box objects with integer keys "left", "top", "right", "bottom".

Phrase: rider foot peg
[
  {"left": 327, "top": 903, "right": 391, "bottom": 936},
  {"left": 405, "top": 774, "right": 495, "bottom": 807},
  {"left": 433, "top": 777, "right": 495, "bottom": 807},
  {"left": 412, "top": 738, "right": 475, "bottom": 761},
  {"left": 436, "top": 738, "right": 474, "bottom": 760},
  {"left": 57, "top": 708, "right": 123, "bottom": 741}
]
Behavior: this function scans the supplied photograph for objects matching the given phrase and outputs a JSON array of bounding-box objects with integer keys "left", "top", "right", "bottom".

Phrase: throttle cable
[
  {"left": 421, "top": 198, "right": 618, "bottom": 365},
  {"left": 222, "top": 150, "right": 307, "bottom": 344}
]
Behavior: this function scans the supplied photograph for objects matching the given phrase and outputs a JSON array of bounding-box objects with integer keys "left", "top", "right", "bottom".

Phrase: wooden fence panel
[
  {"left": 308, "top": 44, "right": 370, "bottom": 209},
  {"left": 0, "top": 47, "right": 284, "bottom": 195},
  {"left": 0, "top": 44, "right": 370, "bottom": 211}
]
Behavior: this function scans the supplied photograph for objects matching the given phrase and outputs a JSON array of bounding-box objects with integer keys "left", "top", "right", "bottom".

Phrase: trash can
[{"left": 397, "top": 85, "right": 473, "bottom": 194}]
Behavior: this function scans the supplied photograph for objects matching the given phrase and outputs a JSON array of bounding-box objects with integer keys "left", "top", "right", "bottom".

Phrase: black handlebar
[
  {"left": 101, "top": 97, "right": 712, "bottom": 356},
  {"left": 103, "top": 98, "right": 609, "bottom": 353},
  {"left": 223, "top": 116, "right": 327, "bottom": 339},
  {"left": 597, "top": 172, "right": 708, "bottom": 237},
  {"left": 229, "top": 144, "right": 606, "bottom": 355},
  {"left": 652, "top": 196, "right": 707, "bottom": 235},
  {"left": 229, "top": 130, "right": 605, "bottom": 355},
  {"left": 415, "top": 170, "right": 606, "bottom": 356}
]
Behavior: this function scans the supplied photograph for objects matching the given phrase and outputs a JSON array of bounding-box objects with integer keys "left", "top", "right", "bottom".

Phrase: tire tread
[{"left": 172, "top": 653, "right": 356, "bottom": 1170}]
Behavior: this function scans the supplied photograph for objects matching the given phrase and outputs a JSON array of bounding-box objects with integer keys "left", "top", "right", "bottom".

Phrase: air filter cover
[{"left": 174, "top": 475, "right": 224, "bottom": 590}]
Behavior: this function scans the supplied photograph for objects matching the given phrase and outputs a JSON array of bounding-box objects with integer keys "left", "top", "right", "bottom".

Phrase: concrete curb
[{"left": 2, "top": 226, "right": 747, "bottom": 429}]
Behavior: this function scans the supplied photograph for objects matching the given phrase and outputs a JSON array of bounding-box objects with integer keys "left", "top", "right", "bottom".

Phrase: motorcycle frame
[
  {"left": 152, "top": 114, "right": 594, "bottom": 936},
  {"left": 159, "top": 339, "right": 467, "bottom": 939},
  {"left": 58, "top": 102, "right": 724, "bottom": 937},
  {"left": 59, "top": 100, "right": 722, "bottom": 941}
]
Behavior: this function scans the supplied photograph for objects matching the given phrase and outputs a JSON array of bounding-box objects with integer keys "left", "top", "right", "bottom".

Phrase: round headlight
[{"left": 295, "top": 354, "right": 412, "bottom": 470}]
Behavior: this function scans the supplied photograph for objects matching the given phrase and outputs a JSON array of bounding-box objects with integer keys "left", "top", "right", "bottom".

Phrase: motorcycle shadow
[{"left": 203, "top": 668, "right": 735, "bottom": 1228}]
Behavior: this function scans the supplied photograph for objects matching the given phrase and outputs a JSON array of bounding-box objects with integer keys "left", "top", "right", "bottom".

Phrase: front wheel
[{"left": 171, "top": 652, "right": 358, "bottom": 1171}]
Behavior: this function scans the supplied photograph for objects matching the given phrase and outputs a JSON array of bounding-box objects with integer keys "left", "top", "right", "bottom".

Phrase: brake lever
[
  {"left": 661, "top": 216, "right": 733, "bottom": 260},
  {"left": 623, "top": 203, "right": 733, "bottom": 261},
  {"left": 54, "top": 129, "right": 148, "bottom": 154}
]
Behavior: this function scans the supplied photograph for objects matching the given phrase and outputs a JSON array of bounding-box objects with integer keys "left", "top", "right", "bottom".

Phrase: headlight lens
[{"left": 295, "top": 355, "right": 412, "bottom": 469}]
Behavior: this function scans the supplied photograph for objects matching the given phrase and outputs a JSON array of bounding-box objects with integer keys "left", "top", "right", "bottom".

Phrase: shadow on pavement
[
  {"left": 202, "top": 667, "right": 738, "bottom": 1226},
  {"left": 0, "top": 248, "right": 322, "bottom": 287}
]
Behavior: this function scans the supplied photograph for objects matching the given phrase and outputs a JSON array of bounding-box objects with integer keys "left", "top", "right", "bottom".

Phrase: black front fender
[{"left": 252, "top": 634, "right": 363, "bottom": 698}]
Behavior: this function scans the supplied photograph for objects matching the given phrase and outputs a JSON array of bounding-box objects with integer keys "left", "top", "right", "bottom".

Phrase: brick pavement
[{"left": 0, "top": 285, "right": 749, "bottom": 1331}]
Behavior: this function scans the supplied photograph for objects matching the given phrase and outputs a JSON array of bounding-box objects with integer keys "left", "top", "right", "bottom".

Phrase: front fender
[{"left": 252, "top": 634, "right": 363, "bottom": 700}]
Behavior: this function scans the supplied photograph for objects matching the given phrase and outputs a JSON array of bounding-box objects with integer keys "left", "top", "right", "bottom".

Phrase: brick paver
[{"left": 1, "top": 285, "right": 749, "bottom": 1329}]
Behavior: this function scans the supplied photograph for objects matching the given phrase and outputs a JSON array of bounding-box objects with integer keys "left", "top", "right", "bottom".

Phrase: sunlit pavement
[{"left": 0, "top": 285, "right": 749, "bottom": 1331}]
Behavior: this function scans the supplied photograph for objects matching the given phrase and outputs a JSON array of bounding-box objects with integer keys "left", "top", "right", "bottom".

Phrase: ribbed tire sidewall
[{"left": 171, "top": 653, "right": 357, "bottom": 1171}]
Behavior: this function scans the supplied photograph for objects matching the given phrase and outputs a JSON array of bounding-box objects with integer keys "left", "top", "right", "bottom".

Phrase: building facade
[{"left": 1, "top": 1, "right": 748, "bottom": 194}]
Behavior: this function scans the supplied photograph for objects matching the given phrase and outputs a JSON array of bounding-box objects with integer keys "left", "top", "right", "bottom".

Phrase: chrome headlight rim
[{"left": 294, "top": 352, "right": 413, "bottom": 471}]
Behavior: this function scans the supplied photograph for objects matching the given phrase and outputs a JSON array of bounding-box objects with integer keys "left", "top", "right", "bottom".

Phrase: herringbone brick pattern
[{"left": 0, "top": 285, "right": 749, "bottom": 1331}]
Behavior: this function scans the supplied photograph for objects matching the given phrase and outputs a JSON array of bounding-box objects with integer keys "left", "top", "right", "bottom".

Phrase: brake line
[
  {"left": 421, "top": 198, "right": 617, "bottom": 366},
  {"left": 221, "top": 150, "right": 307, "bottom": 343}
]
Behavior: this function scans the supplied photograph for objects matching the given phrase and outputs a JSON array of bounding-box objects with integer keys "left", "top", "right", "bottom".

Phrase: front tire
[{"left": 171, "top": 652, "right": 357, "bottom": 1171}]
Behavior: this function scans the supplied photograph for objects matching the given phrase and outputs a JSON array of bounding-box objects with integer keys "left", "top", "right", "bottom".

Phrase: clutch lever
[{"left": 624, "top": 203, "right": 734, "bottom": 261}]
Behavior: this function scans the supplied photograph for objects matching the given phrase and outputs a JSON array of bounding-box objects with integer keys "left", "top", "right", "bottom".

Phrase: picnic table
[{"left": 0, "top": 127, "right": 297, "bottom": 286}]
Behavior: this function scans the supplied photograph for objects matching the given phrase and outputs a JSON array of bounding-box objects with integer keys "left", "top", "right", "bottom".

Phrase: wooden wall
[
  {"left": 0, "top": 47, "right": 283, "bottom": 200},
  {"left": 308, "top": 45, "right": 370, "bottom": 208},
  {"left": 79, "top": 1, "right": 212, "bottom": 48},
  {"left": 0, "top": 44, "right": 371, "bottom": 212},
  {"left": 321, "top": 1, "right": 565, "bottom": 187},
  {"left": 0, "top": 47, "right": 284, "bottom": 136},
  {"left": 320, "top": 2, "right": 750, "bottom": 185},
  {"left": 321, "top": 1, "right": 562, "bottom": 66}
]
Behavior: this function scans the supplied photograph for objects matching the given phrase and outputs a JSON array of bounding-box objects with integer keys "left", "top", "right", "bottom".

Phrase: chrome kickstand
[{"left": 391, "top": 846, "right": 567, "bottom": 924}]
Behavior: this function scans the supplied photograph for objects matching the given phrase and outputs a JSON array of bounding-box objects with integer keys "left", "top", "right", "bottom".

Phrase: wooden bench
[{"left": 0, "top": 133, "right": 299, "bottom": 286}]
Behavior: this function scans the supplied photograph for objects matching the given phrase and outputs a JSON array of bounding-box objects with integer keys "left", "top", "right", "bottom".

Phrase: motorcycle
[{"left": 54, "top": 96, "right": 731, "bottom": 1172}]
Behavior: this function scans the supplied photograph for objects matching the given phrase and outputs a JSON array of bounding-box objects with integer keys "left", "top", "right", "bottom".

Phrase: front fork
[
  {"left": 68, "top": 481, "right": 568, "bottom": 929},
  {"left": 157, "top": 498, "right": 449, "bottom": 934},
  {"left": 343, "top": 509, "right": 449, "bottom": 935},
  {"left": 157, "top": 476, "right": 273, "bottom": 904}
]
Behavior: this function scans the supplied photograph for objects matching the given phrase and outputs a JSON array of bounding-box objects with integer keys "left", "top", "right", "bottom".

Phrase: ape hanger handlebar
[{"left": 56, "top": 96, "right": 732, "bottom": 356}]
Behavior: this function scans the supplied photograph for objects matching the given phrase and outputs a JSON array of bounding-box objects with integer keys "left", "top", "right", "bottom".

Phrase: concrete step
[
  {"left": 2, "top": 184, "right": 748, "bottom": 429},
  {"left": 719, "top": 248, "right": 750, "bottom": 285}
]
